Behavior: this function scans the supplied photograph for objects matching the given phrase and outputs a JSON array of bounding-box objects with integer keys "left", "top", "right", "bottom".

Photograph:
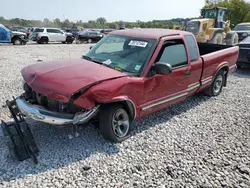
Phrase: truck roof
[{"left": 110, "top": 28, "right": 191, "bottom": 39}]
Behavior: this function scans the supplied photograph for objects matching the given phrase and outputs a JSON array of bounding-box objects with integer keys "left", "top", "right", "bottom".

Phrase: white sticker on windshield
[
  {"left": 103, "top": 59, "right": 112, "bottom": 65},
  {"left": 134, "top": 65, "right": 141, "bottom": 71},
  {"left": 128, "top": 40, "right": 148, "bottom": 47}
]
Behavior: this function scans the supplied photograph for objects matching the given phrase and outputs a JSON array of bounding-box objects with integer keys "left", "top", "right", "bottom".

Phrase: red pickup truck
[{"left": 1, "top": 29, "right": 239, "bottom": 162}]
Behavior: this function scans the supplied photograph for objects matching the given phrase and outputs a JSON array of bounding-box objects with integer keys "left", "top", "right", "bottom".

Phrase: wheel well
[
  {"left": 41, "top": 36, "right": 48, "bottom": 40},
  {"left": 11, "top": 36, "right": 20, "bottom": 43},
  {"left": 100, "top": 100, "right": 136, "bottom": 121},
  {"left": 218, "top": 66, "right": 229, "bottom": 87}
]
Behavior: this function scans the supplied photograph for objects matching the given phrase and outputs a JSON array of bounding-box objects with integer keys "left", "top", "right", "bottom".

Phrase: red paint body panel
[
  {"left": 21, "top": 58, "right": 126, "bottom": 102},
  {"left": 20, "top": 29, "right": 239, "bottom": 121}
]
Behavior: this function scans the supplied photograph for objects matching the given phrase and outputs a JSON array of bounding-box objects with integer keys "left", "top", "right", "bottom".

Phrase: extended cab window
[
  {"left": 157, "top": 39, "right": 188, "bottom": 68},
  {"left": 184, "top": 35, "right": 199, "bottom": 62}
]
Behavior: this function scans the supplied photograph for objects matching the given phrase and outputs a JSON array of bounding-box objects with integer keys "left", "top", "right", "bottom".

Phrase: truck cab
[{"left": 0, "top": 24, "right": 28, "bottom": 45}]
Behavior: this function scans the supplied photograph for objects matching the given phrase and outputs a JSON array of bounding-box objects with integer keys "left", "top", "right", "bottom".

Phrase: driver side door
[{"left": 140, "top": 38, "right": 190, "bottom": 117}]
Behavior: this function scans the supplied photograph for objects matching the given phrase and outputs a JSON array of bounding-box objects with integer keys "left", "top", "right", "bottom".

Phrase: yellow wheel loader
[
  {"left": 185, "top": 7, "right": 239, "bottom": 45},
  {"left": 172, "top": 25, "right": 184, "bottom": 30}
]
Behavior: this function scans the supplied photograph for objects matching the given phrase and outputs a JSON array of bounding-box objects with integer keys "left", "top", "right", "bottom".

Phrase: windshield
[
  {"left": 85, "top": 34, "right": 157, "bottom": 74},
  {"left": 234, "top": 24, "right": 250, "bottom": 31},
  {"left": 203, "top": 9, "right": 217, "bottom": 18},
  {"left": 242, "top": 36, "right": 250, "bottom": 42},
  {"left": 185, "top": 21, "right": 200, "bottom": 34}
]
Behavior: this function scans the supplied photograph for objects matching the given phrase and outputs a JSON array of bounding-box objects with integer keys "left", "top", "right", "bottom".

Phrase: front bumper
[{"left": 15, "top": 97, "right": 99, "bottom": 125}]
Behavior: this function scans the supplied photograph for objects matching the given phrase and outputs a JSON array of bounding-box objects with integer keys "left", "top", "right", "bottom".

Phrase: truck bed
[
  {"left": 197, "top": 43, "right": 239, "bottom": 85},
  {"left": 197, "top": 43, "right": 234, "bottom": 56}
]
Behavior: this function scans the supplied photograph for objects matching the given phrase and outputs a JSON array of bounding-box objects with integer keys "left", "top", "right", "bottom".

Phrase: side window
[
  {"left": 184, "top": 35, "right": 199, "bottom": 62},
  {"left": 47, "top": 29, "right": 55, "bottom": 33},
  {"left": 55, "top": 29, "right": 63, "bottom": 34},
  {"left": 156, "top": 39, "right": 188, "bottom": 68}
]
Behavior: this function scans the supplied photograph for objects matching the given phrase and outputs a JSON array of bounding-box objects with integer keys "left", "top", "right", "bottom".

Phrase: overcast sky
[{"left": 2, "top": 0, "right": 205, "bottom": 22}]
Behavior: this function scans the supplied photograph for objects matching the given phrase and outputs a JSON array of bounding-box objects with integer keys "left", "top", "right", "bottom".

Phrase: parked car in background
[
  {"left": 32, "top": 27, "right": 75, "bottom": 44},
  {"left": 233, "top": 23, "right": 250, "bottom": 42},
  {"left": 236, "top": 35, "right": 250, "bottom": 68},
  {"left": 0, "top": 24, "right": 28, "bottom": 45},
  {"left": 64, "top": 29, "right": 79, "bottom": 37},
  {"left": 77, "top": 31, "right": 104, "bottom": 43},
  {"left": 100, "top": 29, "right": 116, "bottom": 35}
]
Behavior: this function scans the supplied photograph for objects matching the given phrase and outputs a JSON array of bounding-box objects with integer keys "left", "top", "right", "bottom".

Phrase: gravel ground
[{"left": 0, "top": 42, "right": 250, "bottom": 188}]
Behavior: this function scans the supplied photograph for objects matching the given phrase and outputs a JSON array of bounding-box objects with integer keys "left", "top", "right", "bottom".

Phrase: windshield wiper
[{"left": 82, "top": 55, "right": 103, "bottom": 64}]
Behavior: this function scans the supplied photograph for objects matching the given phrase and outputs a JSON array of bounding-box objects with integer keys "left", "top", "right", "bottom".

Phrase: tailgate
[{"left": 200, "top": 46, "right": 239, "bottom": 81}]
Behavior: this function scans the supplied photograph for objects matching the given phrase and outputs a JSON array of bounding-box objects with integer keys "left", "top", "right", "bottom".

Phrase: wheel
[
  {"left": 204, "top": 70, "right": 225, "bottom": 96},
  {"left": 226, "top": 32, "right": 239, "bottom": 45},
  {"left": 209, "top": 33, "right": 223, "bottom": 44},
  {"left": 12, "top": 38, "right": 22, "bottom": 45},
  {"left": 40, "top": 37, "right": 48, "bottom": 44},
  {"left": 99, "top": 104, "right": 131, "bottom": 142},
  {"left": 87, "top": 39, "right": 92, "bottom": 43},
  {"left": 62, "top": 42, "right": 66, "bottom": 44},
  {"left": 66, "top": 37, "right": 73, "bottom": 44}
]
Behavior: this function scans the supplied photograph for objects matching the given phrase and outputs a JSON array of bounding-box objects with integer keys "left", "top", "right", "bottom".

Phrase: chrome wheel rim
[
  {"left": 213, "top": 75, "right": 223, "bottom": 94},
  {"left": 112, "top": 109, "right": 130, "bottom": 138}
]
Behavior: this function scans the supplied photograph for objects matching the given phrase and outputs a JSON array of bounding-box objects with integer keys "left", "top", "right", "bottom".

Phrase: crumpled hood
[
  {"left": 21, "top": 58, "right": 127, "bottom": 101},
  {"left": 12, "top": 31, "right": 27, "bottom": 36}
]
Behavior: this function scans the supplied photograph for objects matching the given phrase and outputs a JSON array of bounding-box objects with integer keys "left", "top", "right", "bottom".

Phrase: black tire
[
  {"left": 12, "top": 38, "right": 22, "bottom": 45},
  {"left": 66, "top": 37, "right": 73, "bottom": 44},
  {"left": 209, "top": 33, "right": 223, "bottom": 44},
  {"left": 39, "top": 37, "right": 48, "bottom": 44},
  {"left": 62, "top": 42, "right": 66, "bottom": 44},
  {"left": 99, "top": 104, "right": 132, "bottom": 143},
  {"left": 204, "top": 70, "right": 225, "bottom": 96}
]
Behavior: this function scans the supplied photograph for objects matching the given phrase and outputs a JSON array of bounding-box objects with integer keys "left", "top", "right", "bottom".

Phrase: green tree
[
  {"left": 96, "top": 17, "right": 107, "bottom": 28},
  {"left": 53, "top": 18, "right": 61, "bottom": 28}
]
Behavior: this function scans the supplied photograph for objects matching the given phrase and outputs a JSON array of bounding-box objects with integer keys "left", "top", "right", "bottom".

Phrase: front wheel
[
  {"left": 99, "top": 104, "right": 131, "bottom": 142},
  {"left": 12, "top": 38, "right": 22, "bottom": 45},
  {"left": 204, "top": 70, "right": 225, "bottom": 96},
  {"left": 209, "top": 33, "right": 223, "bottom": 44}
]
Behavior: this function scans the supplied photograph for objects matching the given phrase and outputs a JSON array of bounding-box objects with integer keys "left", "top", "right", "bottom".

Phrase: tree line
[{"left": 0, "top": 0, "right": 249, "bottom": 29}]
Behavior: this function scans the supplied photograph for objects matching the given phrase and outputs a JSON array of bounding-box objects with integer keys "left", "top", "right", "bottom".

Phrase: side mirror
[{"left": 151, "top": 62, "right": 172, "bottom": 75}]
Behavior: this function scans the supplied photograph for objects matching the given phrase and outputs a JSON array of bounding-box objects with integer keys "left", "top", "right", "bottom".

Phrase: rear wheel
[
  {"left": 39, "top": 37, "right": 48, "bottom": 44},
  {"left": 99, "top": 104, "right": 131, "bottom": 142},
  {"left": 66, "top": 36, "right": 73, "bottom": 44},
  {"left": 204, "top": 70, "right": 225, "bottom": 96}
]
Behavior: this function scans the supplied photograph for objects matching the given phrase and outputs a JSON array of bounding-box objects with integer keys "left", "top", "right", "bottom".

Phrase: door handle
[{"left": 185, "top": 71, "right": 191, "bottom": 76}]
